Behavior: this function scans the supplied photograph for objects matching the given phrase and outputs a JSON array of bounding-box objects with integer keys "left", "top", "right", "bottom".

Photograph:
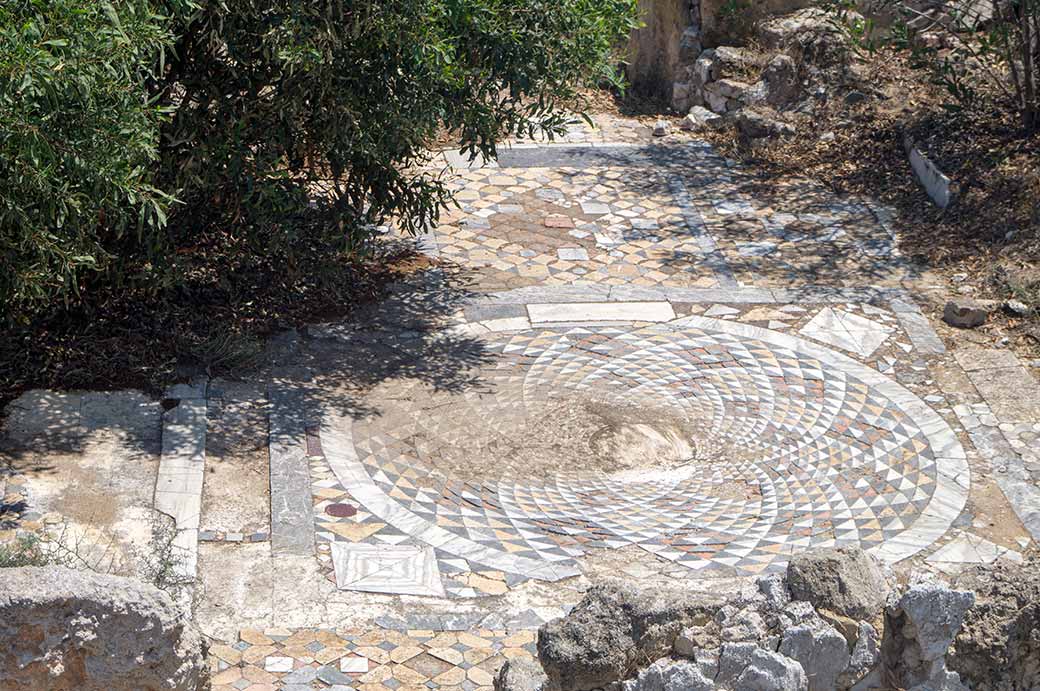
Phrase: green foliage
[
  {"left": 0, "top": 534, "right": 50, "bottom": 567},
  {"left": 157, "top": 0, "right": 636, "bottom": 250},
  {"left": 1, "top": 0, "right": 638, "bottom": 322},
  {"left": 0, "top": 0, "right": 174, "bottom": 319}
]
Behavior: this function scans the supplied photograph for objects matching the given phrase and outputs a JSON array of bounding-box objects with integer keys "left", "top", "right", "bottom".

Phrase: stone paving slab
[
  {"left": 269, "top": 384, "right": 316, "bottom": 556},
  {"left": 156, "top": 399, "right": 207, "bottom": 582}
]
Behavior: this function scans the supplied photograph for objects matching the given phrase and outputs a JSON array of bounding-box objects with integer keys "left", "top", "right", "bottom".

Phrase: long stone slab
[
  {"left": 495, "top": 144, "right": 658, "bottom": 169},
  {"left": 155, "top": 398, "right": 207, "bottom": 581},
  {"left": 527, "top": 301, "right": 676, "bottom": 323},
  {"left": 959, "top": 417, "right": 1040, "bottom": 541},
  {"left": 269, "top": 384, "right": 316, "bottom": 556},
  {"left": 891, "top": 302, "right": 946, "bottom": 355},
  {"left": 474, "top": 285, "right": 907, "bottom": 307},
  {"left": 960, "top": 356, "right": 1040, "bottom": 423}
]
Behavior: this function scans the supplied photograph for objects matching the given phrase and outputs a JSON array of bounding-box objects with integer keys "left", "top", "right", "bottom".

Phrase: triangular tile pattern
[
  {"left": 331, "top": 543, "right": 446, "bottom": 597},
  {"left": 312, "top": 321, "right": 957, "bottom": 589},
  {"left": 799, "top": 307, "right": 895, "bottom": 358}
]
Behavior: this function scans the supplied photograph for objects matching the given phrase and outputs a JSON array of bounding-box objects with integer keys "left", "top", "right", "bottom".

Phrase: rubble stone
[
  {"left": 0, "top": 567, "right": 207, "bottom": 691},
  {"left": 942, "top": 299, "right": 990, "bottom": 328},
  {"left": 787, "top": 546, "right": 887, "bottom": 620}
]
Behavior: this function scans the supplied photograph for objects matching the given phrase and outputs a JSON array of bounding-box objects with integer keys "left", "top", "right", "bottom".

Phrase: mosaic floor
[
  {"left": 3, "top": 117, "right": 1037, "bottom": 691},
  {"left": 422, "top": 142, "right": 910, "bottom": 291},
  {"left": 206, "top": 127, "right": 1033, "bottom": 690},
  {"left": 311, "top": 309, "right": 966, "bottom": 592},
  {"left": 207, "top": 627, "right": 535, "bottom": 691}
]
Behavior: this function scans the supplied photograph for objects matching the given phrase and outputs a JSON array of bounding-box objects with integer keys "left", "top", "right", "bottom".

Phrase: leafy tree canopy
[{"left": 1, "top": 0, "right": 638, "bottom": 321}]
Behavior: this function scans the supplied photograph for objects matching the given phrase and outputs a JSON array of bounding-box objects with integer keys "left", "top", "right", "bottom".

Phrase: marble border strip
[
  {"left": 320, "top": 412, "right": 581, "bottom": 583},
  {"left": 527, "top": 301, "right": 676, "bottom": 323},
  {"left": 956, "top": 414, "right": 1040, "bottom": 541},
  {"left": 269, "top": 384, "right": 317, "bottom": 556},
  {"left": 891, "top": 299, "right": 946, "bottom": 355},
  {"left": 155, "top": 398, "right": 207, "bottom": 582},
  {"left": 428, "top": 141, "right": 646, "bottom": 169},
  {"left": 459, "top": 285, "right": 915, "bottom": 308},
  {"left": 669, "top": 174, "right": 740, "bottom": 289}
]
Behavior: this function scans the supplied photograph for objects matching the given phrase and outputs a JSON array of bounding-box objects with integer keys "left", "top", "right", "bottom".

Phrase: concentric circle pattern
[{"left": 326, "top": 316, "right": 967, "bottom": 578}]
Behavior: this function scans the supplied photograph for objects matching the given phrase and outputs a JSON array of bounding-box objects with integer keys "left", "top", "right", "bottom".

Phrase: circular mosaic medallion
[{"left": 324, "top": 316, "right": 968, "bottom": 578}]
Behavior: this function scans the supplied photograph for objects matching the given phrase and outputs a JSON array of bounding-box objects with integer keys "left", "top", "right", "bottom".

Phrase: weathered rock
[
  {"left": 537, "top": 582, "right": 721, "bottom": 691},
  {"left": 817, "top": 608, "right": 861, "bottom": 645},
  {"left": 714, "top": 46, "right": 756, "bottom": 79},
  {"left": 673, "top": 623, "right": 720, "bottom": 657},
  {"left": 885, "top": 584, "right": 975, "bottom": 691},
  {"left": 678, "top": 27, "right": 703, "bottom": 64},
  {"left": 717, "top": 605, "right": 769, "bottom": 642},
  {"left": 621, "top": 658, "right": 713, "bottom": 691},
  {"left": 787, "top": 546, "right": 887, "bottom": 620},
  {"left": 950, "top": 554, "right": 1040, "bottom": 691},
  {"left": 716, "top": 642, "right": 761, "bottom": 685},
  {"left": 704, "top": 83, "right": 730, "bottom": 113},
  {"left": 779, "top": 600, "right": 819, "bottom": 629},
  {"left": 734, "top": 648, "right": 809, "bottom": 691},
  {"left": 734, "top": 108, "right": 795, "bottom": 138},
  {"left": 716, "top": 78, "right": 754, "bottom": 100},
  {"left": 0, "top": 567, "right": 207, "bottom": 691},
  {"left": 844, "top": 90, "right": 868, "bottom": 105},
  {"left": 839, "top": 622, "right": 880, "bottom": 689},
  {"left": 1004, "top": 299, "right": 1031, "bottom": 317},
  {"left": 758, "top": 8, "right": 861, "bottom": 65},
  {"left": 760, "top": 54, "right": 800, "bottom": 107},
  {"left": 691, "top": 105, "right": 726, "bottom": 129},
  {"left": 778, "top": 622, "right": 850, "bottom": 691},
  {"left": 757, "top": 573, "right": 791, "bottom": 612},
  {"left": 496, "top": 658, "right": 548, "bottom": 691},
  {"left": 908, "top": 667, "right": 971, "bottom": 691},
  {"left": 759, "top": 8, "right": 837, "bottom": 48},
  {"left": 652, "top": 120, "right": 670, "bottom": 137},
  {"left": 693, "top": 646, "right": 721, "bottom": 681},
  {"left": 693, "top": 50, "right": 719, "bottom": 84},
  {"left": 942, "top": 299, "right": 990, "bottom": 328}
]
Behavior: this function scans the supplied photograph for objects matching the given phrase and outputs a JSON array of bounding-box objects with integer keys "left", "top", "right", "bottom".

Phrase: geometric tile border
[{"left": 209, "top": 627, "right": 535, "bottom": 691}]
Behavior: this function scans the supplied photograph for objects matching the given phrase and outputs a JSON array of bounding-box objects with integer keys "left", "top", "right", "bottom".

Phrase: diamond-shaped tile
[{"left": 331, "top": 543, "right": 446, "bottom": 597}]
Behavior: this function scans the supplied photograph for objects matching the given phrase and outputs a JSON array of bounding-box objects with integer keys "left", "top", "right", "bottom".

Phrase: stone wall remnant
[{"left": 0, "top": 566, "right": 208, "bottom": 691}]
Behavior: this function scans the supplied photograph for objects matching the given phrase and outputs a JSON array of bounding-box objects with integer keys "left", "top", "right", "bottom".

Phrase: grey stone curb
[
  {"left": 269, "top": 384, "right": 317, "bottom": 557},
  {"left": 957, "top": 415, "right": 1040, "bottom": 541}
]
